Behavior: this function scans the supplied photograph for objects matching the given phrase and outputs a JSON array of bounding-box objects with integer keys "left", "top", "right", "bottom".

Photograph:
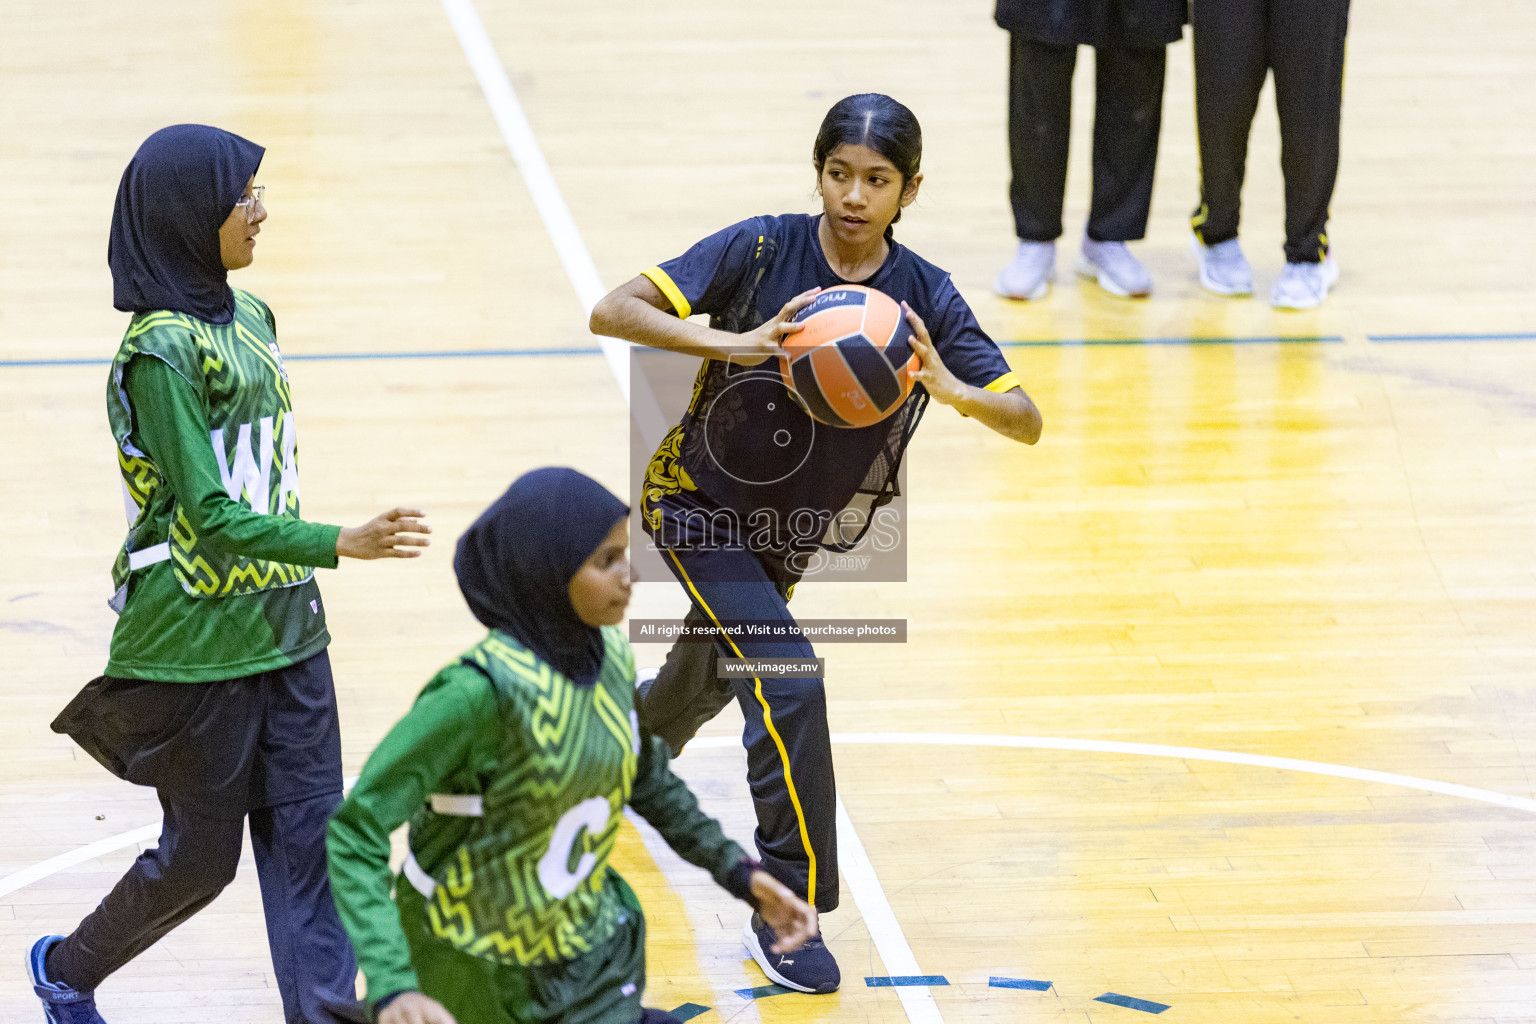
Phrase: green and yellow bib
[
  {"left": 107, "top": 288, "right": 311, "bottom": 605},
  {"left": 411, "top": 627, "right": 640, "bottom": 968}
]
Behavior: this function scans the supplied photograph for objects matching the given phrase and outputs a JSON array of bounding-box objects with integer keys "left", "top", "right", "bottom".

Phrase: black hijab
[
  {"left": 108, "top": 124, "right": 265, "bottom": 325},
  {"left": 455, "top": 468, "right": 630, "bottom": 686}
]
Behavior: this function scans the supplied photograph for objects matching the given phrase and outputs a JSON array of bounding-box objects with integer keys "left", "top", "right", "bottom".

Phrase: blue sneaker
[
  {"left": 27, "top": 936, "right": 107, "bottom": 1024},
  {"left": 742, "top": 912, "right": 839, "bottom": 994}
]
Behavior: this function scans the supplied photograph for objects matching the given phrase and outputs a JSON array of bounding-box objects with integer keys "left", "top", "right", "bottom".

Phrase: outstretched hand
[
  {"left": 749, "top": 870, "right": 819, "bottom": 953},
  {"left": 734, "top": 287, "right": 822, "bottom": 366},
  {"left": 378, "top": 992, "right": 457, "bottom": 1024},
  {"left": 336, "top": 508, "right": 432, "bottom": 560}
]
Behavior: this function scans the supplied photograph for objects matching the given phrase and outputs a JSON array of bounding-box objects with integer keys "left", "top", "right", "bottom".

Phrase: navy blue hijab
[
  {"left": 455, "top": 468, "right": 630, "bottom": 686},
  {"left": 108, "top": 125, "right": 264, "bottom": 325}
]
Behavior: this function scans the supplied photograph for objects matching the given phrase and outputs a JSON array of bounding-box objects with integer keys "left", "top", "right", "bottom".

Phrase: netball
[{"left": 777, "top": 284, "right": 920, "bottom": 428}]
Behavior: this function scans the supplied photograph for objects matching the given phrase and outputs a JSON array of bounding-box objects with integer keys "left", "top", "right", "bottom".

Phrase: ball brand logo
[{"left": 801, "top": 288, "right": 864, "bottom": 315}]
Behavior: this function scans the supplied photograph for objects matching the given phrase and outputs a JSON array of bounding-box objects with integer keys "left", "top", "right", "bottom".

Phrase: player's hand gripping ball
[{"left": 777, "top": 284, "right": 920, "bottom": 428}]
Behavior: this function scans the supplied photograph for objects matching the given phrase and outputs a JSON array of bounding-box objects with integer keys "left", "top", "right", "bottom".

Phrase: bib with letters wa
[{"left": 106, "top": 288, "right": 311, "bottom": 604}]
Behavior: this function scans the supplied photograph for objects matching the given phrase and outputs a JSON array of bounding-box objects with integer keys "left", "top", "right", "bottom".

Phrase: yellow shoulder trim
[
  {"left": 641, "top": 266, "right": 692, "bottom": 320},
  {"left": 983, "top": 371, "right": 1022, "bottom": 394}
]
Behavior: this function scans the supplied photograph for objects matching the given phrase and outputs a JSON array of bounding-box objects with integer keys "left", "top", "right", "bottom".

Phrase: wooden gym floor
[{"left": 3, "top": 1, "right": 1536, "bottom": 1021}]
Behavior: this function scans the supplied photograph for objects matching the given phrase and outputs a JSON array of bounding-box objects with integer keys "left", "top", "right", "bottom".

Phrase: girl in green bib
[
  {"left": 327, "top": 468, "right": 817, "bottom": 1024},
  {"left": 31, "top": 125, "right": 431, "bottom": 1024}
]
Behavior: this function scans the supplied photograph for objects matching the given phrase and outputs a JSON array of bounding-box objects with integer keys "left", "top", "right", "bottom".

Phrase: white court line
[
  {"left": 687, "top": 733, "right": 1536, "bottom": 813},
  {"left": 0, "top": 823, "right": 161, "bottom": 901},
  {"left": 834, "top": 795, "right": 943, "bottom": 1023},
  {"left": 825, "top": 733, "right": 1536, "bottom": 814},
  {"left": 8, "top": 735, "right": 1535, "bottom": 898},
  {"left": 0, "top": 775, "right": 360, "bottom": 901},
  {"left": 438, "top": 0, "right": 630, "bottom": 400}
]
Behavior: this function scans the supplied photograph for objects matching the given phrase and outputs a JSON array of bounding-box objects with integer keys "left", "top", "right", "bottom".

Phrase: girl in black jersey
[{"left": 589, "top": 94, "right": 1041, "bottom": 994}]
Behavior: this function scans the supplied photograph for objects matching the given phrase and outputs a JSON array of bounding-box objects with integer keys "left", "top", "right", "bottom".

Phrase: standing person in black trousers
[
  {"left": 1188, "top": 0, "right": 1351, "bottom": 309},
  {"left": 994, "top": 0, "right": 1186, "bottom": 301}
]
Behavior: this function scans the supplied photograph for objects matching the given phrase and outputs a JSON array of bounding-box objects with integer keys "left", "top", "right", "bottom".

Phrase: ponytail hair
[{"left": 813, "top": 94, "right": 922, "bottom": 224}]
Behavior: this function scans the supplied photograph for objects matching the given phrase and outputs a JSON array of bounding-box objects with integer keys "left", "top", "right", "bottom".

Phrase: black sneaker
[{"left": 742, "top": 911, "right": 839, "bottom": 994}]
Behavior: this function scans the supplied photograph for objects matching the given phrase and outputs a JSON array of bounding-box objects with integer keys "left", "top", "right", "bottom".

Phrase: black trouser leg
[
  {"left": 1087, "top": 46, "right": 1168, "bottom": 242},
  {"left": 1191, "top": 0, "right": 1270, "bottom": 245},
  {"left": 731, "top": 665, "right": 835, "bottom": 912},
  {"left": 250, "top": 791, "right": 359, "bottom": 1024},
  {"left": 653, "top": 544, "right": 837, "bottom": 913},
  {"left": 1271, "top": 0, "right": 1350, "bottom": 263},
  {"left": 1007, "top": 34, "right": 1077, "bottom": 242},
  {"left": 637, "top": 605, "right": 737, "bottom": 757},
  {"left": 47, "top": 794, "right": 244, "bottom": 993}
]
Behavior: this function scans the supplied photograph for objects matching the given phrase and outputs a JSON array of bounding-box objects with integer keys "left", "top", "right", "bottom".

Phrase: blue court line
[
  {"left": 1095, "top": 992, "right": 1171, "bottom": 1014},
  {"left": 1368, "top": 331, "right": 1536, "bottom": 343},
  {"left": 732, "top": 984, "right": 793, "bottom": 1000},
  {"left": 668, "top": 1003, "right": 711, "bottom": 1021},
  {"left": 865, "top": 975, "right": 950, "bottom": 987},
  {"left": 0, "top": 357, "right": 111, "bottom": 367},
  {"left": 990, "top": 976, "right": 1052, "bottom": 991},
  {"left": 17, "top": 331, "right": 1534, "bottom": 366},
  {"left": 1, "top": 336, "right": 1353, "bottom": 369},
  {"left": 0, "top": 346, "right": 604, "bottom": 369},
  {"left": 998, "top": 335, "right": 1341, "bottom": 348},
  {"left": 285, "top": 346, "right": 603, "bottom": 361}
]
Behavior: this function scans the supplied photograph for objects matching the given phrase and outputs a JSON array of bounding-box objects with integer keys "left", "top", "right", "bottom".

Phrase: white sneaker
[
  {"left": 1270, "top": 256, "right": 1339, "bottom": 310},
  {"left": 1076, "top": 237, "right": 1151, "bottom": 298},
  {"left": 1190, "top": 234, "right": 1254, "bottom": 296},
  {"left": 995, "top": 240, "right": 1055, "bottom": 301}
]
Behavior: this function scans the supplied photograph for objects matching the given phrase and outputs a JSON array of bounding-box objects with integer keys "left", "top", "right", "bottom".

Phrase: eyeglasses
[{"left": 233, "top": 185, "right": 265, "bottom": 221}]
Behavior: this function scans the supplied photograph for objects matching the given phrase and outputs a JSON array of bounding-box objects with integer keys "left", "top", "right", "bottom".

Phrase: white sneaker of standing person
[
  {"left": 994, "top": 240, "right": 1056, "bottom": 301},
  {"left": 1076, "top": 235, "right": 1152, "bottom": 298},
  {"left": 1190, "top": 233, "right": 1254, "bottom": 296},
  {"left": 1270, "top": 255, "right": 1340, "bottom": 310}
]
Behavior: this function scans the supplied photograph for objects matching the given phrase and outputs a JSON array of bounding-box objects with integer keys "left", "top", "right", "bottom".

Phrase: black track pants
[
  {"left": 1008, "top": 34, "right": 1169, "bottom": 243},
  {"left": 1191, "top": 0, "right": 1351, "bottom": 262}
]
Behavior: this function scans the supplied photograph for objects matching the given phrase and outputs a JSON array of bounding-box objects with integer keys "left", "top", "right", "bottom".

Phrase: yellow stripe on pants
[{"left": 663, "top": 548, "right": 818, "bottom": 906}]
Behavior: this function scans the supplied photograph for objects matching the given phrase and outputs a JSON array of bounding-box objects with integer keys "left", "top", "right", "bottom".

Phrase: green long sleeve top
[
  {"left": 107, "top": 355, "right": 341, "bottom": 680},
  {"left": 327, "top": 660, "right": 754, "bottom": 1005}
]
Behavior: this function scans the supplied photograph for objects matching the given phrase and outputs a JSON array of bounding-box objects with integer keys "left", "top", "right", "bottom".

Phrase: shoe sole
[
  {"left": 742, "top": 916, "right": 827, "bottom": 994},
  {"left": 994, "top": 270, "right": 1052, "bottom": 302},
  {"left": 1270, "top": 259, "right": 1340, "bottom": 310},
  {"left": 1074, "top": 255, "right": 1149, "bottom": 299},
  {"left": 1189, "top": 236, "right": 1253, "bottom": 296}
]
